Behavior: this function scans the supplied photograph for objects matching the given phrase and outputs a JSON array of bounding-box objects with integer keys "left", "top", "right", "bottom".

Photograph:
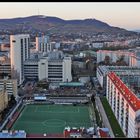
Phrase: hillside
[{"left": 0, "top": 15, "right": 136, "bottom": 35}]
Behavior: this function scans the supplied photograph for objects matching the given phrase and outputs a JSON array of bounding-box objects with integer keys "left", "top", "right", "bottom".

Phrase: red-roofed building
[
  {"left": 97, "top": 128, "right": 110, "bottom": 138},
  {"left": 63, "top": 127, "right": 83, "bottom": 138},
  {"left": 107, "top": 72, "right": 140, "bottom": 138}
]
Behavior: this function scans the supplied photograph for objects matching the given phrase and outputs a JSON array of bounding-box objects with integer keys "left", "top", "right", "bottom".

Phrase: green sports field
[{"left": 11, "top": 104, "right": 91, "bottom": 134}]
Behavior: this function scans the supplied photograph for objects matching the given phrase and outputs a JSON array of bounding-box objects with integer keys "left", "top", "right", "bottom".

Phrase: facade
[
  {"left": 106, "top": 72, "right": 140, "bottom": 137},
  {"left": 36, "top": 35, "right": 51, "bottom": 53},
  {"left": 0, "top": 90, "right": 8, "bottom": 112},
  {"left": 24, "top": 51, "right": 72, "bottom": 83},
  {"left": 38, "top": 51, "right": 72, "bottom": 82},
  {"left": 129, "top": 54, "right": 140, "bottom": 68},
  {"left": 0, "top": 79, "right": 17, "bottom": 99},
  {"left": 24, "top": 60, "right": 38, "bottom": 80},
  {"left": 97, "top": 50, "right": 134, "bottom": 65},
  {"left": 0, "top": 62, "right": 11, "bottom": 79},
  {"left": 97, "top": 127, "right": 110, "bottom": 138},
  {"left": 10, "top": 34, "right": 30, "bottom": 84},
  {"left": 92, "top": 41, "right": 104, "bottom": 48}
]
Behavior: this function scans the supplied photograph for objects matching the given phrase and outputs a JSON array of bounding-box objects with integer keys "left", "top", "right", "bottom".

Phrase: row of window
[{"left": 107, "top": 79, "right": 129, "bottom": 136}]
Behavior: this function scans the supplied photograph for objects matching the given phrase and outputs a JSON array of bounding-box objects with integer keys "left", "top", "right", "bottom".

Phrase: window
[{"left": 12, "top": 40, "right": 16, "bottom": 43}]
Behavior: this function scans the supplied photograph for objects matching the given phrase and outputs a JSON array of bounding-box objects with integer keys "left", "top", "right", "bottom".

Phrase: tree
[
  {"left": 8, "top": 95, "right": 16, "bottom": 108},
  {"left": 116, "top": 55, "right": 128, "bottom": 66},
  {"left": 104, "top": 55, "right": 111, "bottom": 65},
  {"left": 91, "top": 94, "right": 95, "bottom": 102},
  {"left": 117, "top": 55, "right": 125, "bottom": 62}
]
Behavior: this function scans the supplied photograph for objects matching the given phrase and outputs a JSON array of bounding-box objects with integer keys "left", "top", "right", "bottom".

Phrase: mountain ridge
[{"left": 0, "top": 15, "right": 136, "bottom": 35}]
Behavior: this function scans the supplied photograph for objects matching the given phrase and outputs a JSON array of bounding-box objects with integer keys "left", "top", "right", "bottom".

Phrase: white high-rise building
[
  {"left": 10, "top": 34, "right": 30, "bottom": 84},
  {"left": 106, "top": 72, "right": 140, "bottom": 138},
  {"left": 36, "top": 35, "right": 52, "bottom": 53}
]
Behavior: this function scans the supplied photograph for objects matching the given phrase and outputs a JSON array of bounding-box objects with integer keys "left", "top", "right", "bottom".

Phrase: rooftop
[
  {"left": 98, "top": 128, "right": 110, "bottom": 138},
  {"left": 0, "top": 130, "right": 26, "bottom": 138},
  {"left": 59, "top": 82, "right": 84, "bottom": 87}
]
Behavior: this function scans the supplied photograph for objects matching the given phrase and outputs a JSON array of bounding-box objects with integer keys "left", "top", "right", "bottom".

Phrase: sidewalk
[{"left": 95, "top": 96, "right": 115, "bottom": 138}]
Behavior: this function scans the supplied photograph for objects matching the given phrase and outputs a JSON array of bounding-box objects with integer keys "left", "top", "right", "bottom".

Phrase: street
[{"left": 95, "top": 96, "right": 114, "bottom": 138}]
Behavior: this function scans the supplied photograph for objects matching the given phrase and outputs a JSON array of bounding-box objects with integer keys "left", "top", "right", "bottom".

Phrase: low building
[
  {"left": 92, "top": 41, "right": 104, "bottom": 48},
  {"left": 24, "top": 50, "right": 72, "bottom": 83},
  {"left": 0, "top": 90, "right": 8, "bottom": 112},
  {"left": 97, "top": 127, "right": 110, "bottom": 138},
  {"left": 0, "top": 130, "right": 26, "bottom": 138},
  {"left": 63, "top": 127, "right": 95, "bottom": 138}
]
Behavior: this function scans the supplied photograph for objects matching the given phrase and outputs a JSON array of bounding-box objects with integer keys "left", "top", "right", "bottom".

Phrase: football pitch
[{"left": 11, "top": 104, "right": 91, "bottom": 134}]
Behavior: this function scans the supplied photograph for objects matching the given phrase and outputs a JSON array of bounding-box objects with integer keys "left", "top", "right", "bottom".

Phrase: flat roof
[
  {"left": 59, "top": 82, "right": 84, "bottom": 87},
  {"left": 0, "top": 131, "right": 26, "bottom": 138}
]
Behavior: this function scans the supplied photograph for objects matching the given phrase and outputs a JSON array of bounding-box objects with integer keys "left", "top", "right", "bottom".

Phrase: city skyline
[{"left": 0, "top": 2, "right": 140, "bottom": 30}]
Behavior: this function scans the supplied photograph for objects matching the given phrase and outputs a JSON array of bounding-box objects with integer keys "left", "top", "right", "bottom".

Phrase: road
[{"left": 95, "top": 96, "right": 115, "bottom": 138}]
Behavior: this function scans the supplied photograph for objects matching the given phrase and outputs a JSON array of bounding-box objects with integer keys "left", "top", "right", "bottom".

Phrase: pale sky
[{"left": 0, "top": 2, "right": 140, "bottom": 30}]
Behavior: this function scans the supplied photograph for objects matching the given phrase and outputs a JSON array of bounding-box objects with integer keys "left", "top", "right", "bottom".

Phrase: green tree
[{"left": 104, "top": 55, "right": 111, "bottom": 65}]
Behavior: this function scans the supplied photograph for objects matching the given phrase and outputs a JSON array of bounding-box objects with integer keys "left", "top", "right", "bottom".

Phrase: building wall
[
  {"left": 36, "top": 35, "right": 51, "bottom": 53},
  {"left": 106, "top": 73, "right": 140, "bottom": 138},
  {"left": 63, "top": 57, "right": 72, "bottom": 82},
  {"left": 96, "top": 66, "right": 106, "bottom": 88},
  {"left": 48, "top": 61, "right": 63, "bottom": 82},
  {"left": 0, "top": 79, "right": 17, "bottom": 98},
  {"left": 129, "top": 55, "right": 137, "bottom": 67},
  {"left": 0, "top": 90, "right": 8, "bottom": 112},
  {"left": 10, "top": 34, "right": 30, "bottom": 84},
  {"left": 24, "top": 61, "right": 38, "bottom": 80},
  {"left": 38, "top": 58, "right": 48, "bottom": 81},
  {"left": 97, "top": 50, "right": 133, "bottom": 65},
  {"left": 0, "top": 63, "right": 11, "bottom": 78},
  {"left": 38, "top": 56, "right": 72, "bottom": 83}
]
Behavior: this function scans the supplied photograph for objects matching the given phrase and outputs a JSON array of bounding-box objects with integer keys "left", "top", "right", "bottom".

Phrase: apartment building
[
  {"left": 0, "top": 79, "right": 17, "bottom": 99},
  {"left": 106, "top": 72, "right": 140, "bottom": 137},
  {"left": 97, "top": 50, "right": 134, "bottom": 65},
  {"left": 96, "top": 66, "right": 140, "bottom": 90}
]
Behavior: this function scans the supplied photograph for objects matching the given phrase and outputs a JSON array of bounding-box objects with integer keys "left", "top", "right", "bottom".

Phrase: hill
[{"left": 0, "top": 15, "right": 136, "bottom": 35}]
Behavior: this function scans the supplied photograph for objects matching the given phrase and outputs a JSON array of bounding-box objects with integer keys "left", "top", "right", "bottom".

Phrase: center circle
[{"left": 42, "top": 119, "right": 66, "bottom": 127}]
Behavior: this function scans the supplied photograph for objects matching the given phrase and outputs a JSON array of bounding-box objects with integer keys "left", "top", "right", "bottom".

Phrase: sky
[{"left": 0, "top": 2, "right": 140, "bottom": 30}]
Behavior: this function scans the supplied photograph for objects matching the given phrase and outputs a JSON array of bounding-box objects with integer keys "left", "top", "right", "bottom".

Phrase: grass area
[
  {"left": 11, "top": 104, "right": 91, "bottom": 134},
  {"left": 100, "top": 97, "right": 125, "bottom": 137}
]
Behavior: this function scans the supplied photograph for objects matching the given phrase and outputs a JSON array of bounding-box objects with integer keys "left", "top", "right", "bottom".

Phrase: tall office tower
[
  {"left": 10, "top": 34, "right": 30, "bottom": 84},
  {"left": 36, "top": 35, "right": 52, "bottom": 53}
]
